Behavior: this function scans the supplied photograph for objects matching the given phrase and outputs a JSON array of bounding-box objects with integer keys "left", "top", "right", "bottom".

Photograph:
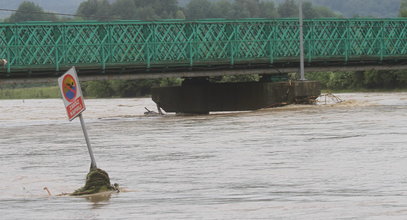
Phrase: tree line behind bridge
[{"left": 4, "top": 0, "right": 341, "bottom": 22}]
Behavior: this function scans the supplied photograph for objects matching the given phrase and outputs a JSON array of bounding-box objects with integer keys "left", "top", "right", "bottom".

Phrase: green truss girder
[{"left": 1, "top": 18, "right": 407, "bottom": 74}]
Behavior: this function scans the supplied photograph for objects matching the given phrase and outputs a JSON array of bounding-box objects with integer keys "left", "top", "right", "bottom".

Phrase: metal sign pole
[
  {"left": 299, "top": 0, "right": 306, "bottom": 81},
  {"left": 79, "top": 113, "right": 97, "bottom": 169}
]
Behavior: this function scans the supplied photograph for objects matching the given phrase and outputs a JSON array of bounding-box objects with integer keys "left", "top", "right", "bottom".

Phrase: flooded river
[{"left": 0, "top": 93, "right": 406, "bottom": 219}]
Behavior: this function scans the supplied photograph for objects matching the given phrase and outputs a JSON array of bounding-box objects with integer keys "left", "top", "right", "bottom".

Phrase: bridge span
[{"left": 1, "top": 18, "right": 407, "bottom": 84}]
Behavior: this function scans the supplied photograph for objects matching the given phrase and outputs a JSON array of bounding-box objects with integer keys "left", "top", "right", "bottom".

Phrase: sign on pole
[
  {"left": 58, "top": 66, "right": 97, "bottom": 169},
  {"left": 58, "top": 67, "right": 86, "bottom": 121}
]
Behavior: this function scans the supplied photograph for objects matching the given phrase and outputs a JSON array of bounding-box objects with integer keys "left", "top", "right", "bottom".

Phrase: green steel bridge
[{"left": 1, "top": 18, "right": 407, "bottom": 83}]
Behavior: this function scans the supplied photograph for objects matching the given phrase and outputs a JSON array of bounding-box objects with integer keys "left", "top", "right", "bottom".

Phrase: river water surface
[{"left": 0, "top": 93, "right": 406, "bottom": 219}]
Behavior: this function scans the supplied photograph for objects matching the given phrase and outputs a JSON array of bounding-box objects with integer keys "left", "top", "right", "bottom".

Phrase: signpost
[
  {"left": 58, "top": 67, "right": 97, "bottom": 169},
  {"left": 299, "top": 0, "right": 306, "bottom": 81}
]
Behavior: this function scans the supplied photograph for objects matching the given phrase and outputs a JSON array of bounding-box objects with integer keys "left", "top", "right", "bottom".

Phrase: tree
[
  {"left": 302, "top": 2, "right": 319, "bottom": 19},
  {"left": 278, "top": 0, "right": 298, "bottom": 18},
  {"left": 211, "top": 0, "right": 234, "bottom": 19},
  {"left": 185, "top": 0, "right": 213, "bottom": 19},
  {"left": 232, "top": 0, "right": 262, "bottom": 18},
  {"left": 400, "top": 0, "right": 407, "bottom": 17},
  {"left": 135, "top": 6, "right": 159, "bottom": 20},
  {"left": 111, "top": 0, "right": 138, "bottom": 20},
  {"left": 313, "top": 6, "right": 341, "bottom": 18},
  {"left": 175, "top": 10, "right": 186, "bottom": 19},
  {"left": 7, "top": 1, "right": 57, "bottom": 22},
  {"left": 76, "top": 0, "right": 111, "bottom": 21},
  {"left": 259, "top": 1, "right": 278, "bottom": 18},
  {"left": 82, "top": 80, "right": 113, "bottom": 98},
  {"left": 146, "top": 0, "right": 179, "bottom": 19},
  {"left": 110, "top": 0, "right": 179, "bottom": 20}
]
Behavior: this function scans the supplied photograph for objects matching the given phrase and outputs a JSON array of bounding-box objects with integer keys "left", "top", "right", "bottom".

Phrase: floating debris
[
  {"left": 70, "top": 168, "right": 119, "bottom": 196},
  {"left": 318, "top": 93, "right": 343, "bottom": 104},
  {"left": 295, "top": 96, "right": 319, "bottom": 104},
  {"left": 144, "top": 107, "right": 164, "bottom": 116}
]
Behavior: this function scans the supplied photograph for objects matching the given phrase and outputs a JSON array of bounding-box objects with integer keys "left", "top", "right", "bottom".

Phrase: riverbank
[
  {"left": 0, "top": 86, "right": 60, "bottom": 99},
  {"left": 1, "top": 85, "right": 406, "bottom": 100}
]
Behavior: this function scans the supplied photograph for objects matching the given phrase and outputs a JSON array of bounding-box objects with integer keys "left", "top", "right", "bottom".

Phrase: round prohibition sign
[{"left": 62, "top": 74, "right": 77, "bottom": 102}]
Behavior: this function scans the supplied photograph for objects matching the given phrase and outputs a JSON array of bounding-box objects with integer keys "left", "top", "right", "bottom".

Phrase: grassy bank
[{"left": 0, "top": 86, "right": 61, "bottom": 99}]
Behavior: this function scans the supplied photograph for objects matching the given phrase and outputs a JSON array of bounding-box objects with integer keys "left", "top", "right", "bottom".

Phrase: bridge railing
[{"left": 1, "top": 18, "right": 407, "bottom": 76}]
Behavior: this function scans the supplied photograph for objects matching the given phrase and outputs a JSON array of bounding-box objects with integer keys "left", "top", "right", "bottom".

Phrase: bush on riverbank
[
  {"left": 0, "top": 86, "right": 60, "bottom": 99},
  {"left": 306, "top": 70, "right": 407, "bottom": 90},
  {"left": 1, "top": 71, "right": 406, "bottom": 99},
  {"left": 81, "top": 78, "right": 182, "bottom": 98}
]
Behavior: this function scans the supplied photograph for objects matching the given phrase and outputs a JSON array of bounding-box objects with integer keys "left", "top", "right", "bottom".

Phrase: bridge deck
[{"left": 1, "top": 18, "right": 407, "bottom": 79}]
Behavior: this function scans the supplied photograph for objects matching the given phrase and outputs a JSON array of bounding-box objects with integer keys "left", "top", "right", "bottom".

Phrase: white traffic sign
[
  {"left": 58, "top": 67, "right": 86, "bottom": 121},
  {"left": 57, "top": 67, "right": 97, "bottom": 169}
]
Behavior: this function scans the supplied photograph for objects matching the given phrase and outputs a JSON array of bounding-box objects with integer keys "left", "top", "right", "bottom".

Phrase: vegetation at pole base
[{"left": 70, "top": 168, "right": 118, "bottom": 196}]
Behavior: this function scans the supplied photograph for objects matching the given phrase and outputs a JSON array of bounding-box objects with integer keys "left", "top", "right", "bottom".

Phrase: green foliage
[
  {"left": 213, "top": 74, "right": 260, "bottom": 83},
  {"left": 110, "top": 79, "right": 156, "bottom": 97},
  {"left": 0, "top": 78, "right": 183, "bottom": 99},
  {"left": 5, "top": 0, "right": 343, "bottom": 22},
  {"left": 81, "top": 78, "right": 182, "bottom": 98},
  {"left": 232, "top": 0, "right": 262, "bottom": 18},
  {"left": 183, "top": 0, "right": 338, "bottom": 19},
  {"left": 175, "top": 10, "right": 186, "bottom": 19},
  {"left": 259, "top": 1, "right": 279, "bottom": 18},
  {"left": 71, "top": 168, "right": 116, "bottom": 196},
  {"left": 3, "top": 0, "right": 401, "bottom": 23},
  {"left": 400, "top": 0, "right": 407, "bottom": 17},
  {"left": 110, "top": 0, "right": 138, "bottom": 20},
  {"left": 211, "top": 0, "right": 235, "bottom": 18},
  {"left": 7, "top": 1, "right": 58, "bottom": 22},
  {"left": 0, "top": 86, "right": 60, "bottom": 99},
  {"left": 306, "top": 70, "right": 407, "bottom": 90},
  {"left": 77, "top": 0, "right": 180, "bottom": 21},
  {"left": 76, "top": 0, "right": 111, "bottom": 21},
  {"left": 302, "top": 2, "right": 340, "bottom": 19},
  {"left": 186, "top": 0, "right": 213, "bottom": 19},
  {"left": 278, "top": 0, "right": 298, "bottom": 18},
  {"left": 82, "top": 80, "right": 113, "bottom": 98},
  {"left": 159, "top": 78, "right": 183, "bottom": 87},
  {"left": 312, "top": 0, "right": 400, "bottom": 18},
  {"left": 363, "top": 70, "right": 399, "bottom": 88}
]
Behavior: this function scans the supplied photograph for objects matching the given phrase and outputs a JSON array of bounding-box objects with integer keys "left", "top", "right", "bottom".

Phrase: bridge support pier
[{"left": 151, "top": 80, "right": 320, "bottom": 114}]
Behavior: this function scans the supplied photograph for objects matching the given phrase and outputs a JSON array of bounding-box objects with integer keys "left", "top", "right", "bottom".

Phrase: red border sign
[
  {"left": 58, "top": 67, "right": 86, "bottom": 121},
  {"left": 62, "top": 74, "right": 77, "bottom": 102}
]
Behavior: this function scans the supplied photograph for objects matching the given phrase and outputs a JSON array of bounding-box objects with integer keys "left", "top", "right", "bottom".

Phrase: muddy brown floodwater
[{"left": 0, "top": 93, "right": 406, "bottom": 219}]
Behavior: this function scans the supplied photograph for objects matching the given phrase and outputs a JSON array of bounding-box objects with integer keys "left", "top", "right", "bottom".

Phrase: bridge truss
[{"left": 1, "top": 18, "right": 407, "bottom": 78}]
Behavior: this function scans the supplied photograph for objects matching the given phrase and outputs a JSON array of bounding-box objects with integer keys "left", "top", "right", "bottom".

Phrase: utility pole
[{"left": 299, "top": 0, "right": 306, "bottom": 81}]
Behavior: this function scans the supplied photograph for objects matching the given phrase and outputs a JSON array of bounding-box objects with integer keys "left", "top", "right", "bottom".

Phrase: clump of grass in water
[{"left": 71, "top": 168, "right": 119, "bottom": 196}]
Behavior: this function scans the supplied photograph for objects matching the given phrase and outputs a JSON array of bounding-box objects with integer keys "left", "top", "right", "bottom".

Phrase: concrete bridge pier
[{"left": 151, "top": 78, "right": 321, "bottom": 114}]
